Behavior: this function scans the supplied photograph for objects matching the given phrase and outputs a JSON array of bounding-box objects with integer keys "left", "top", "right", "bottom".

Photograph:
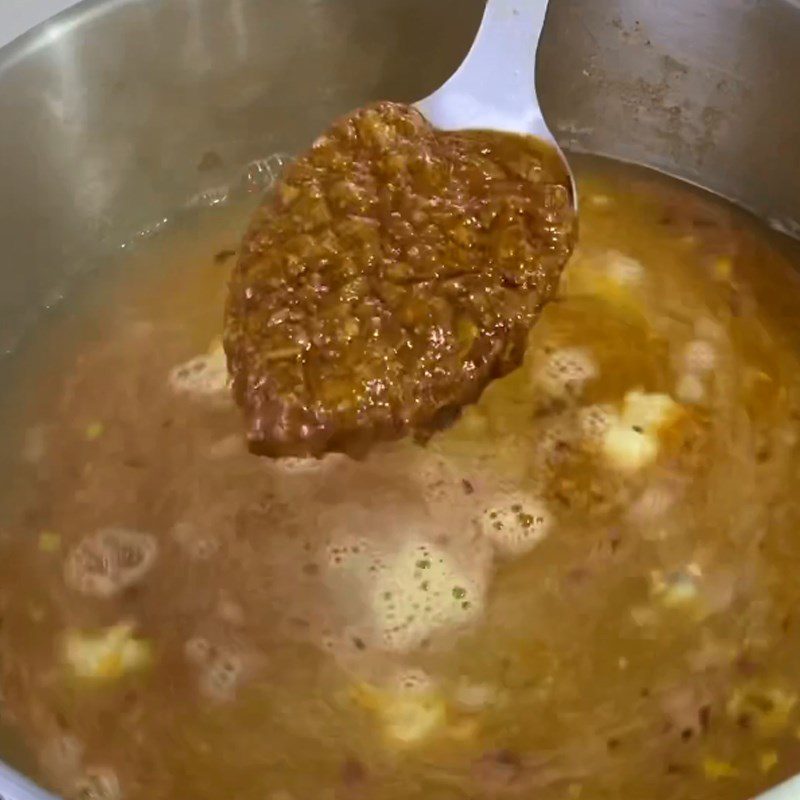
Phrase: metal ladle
[{"left": 416, "top": 0, "right": 576, "bottom": 203}]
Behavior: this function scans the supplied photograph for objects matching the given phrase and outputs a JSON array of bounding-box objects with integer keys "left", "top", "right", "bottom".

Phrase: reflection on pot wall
[{"left": 538, "top": 0, "right": 800, "bottom": 234}]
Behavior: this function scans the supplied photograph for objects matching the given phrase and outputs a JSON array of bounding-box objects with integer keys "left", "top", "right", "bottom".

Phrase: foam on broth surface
[{"left": 2, "top": 156, "right": 800, "bottom": 800}]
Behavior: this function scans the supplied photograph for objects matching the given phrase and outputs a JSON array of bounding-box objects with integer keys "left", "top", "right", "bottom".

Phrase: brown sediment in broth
[
  {"left": 2, "top": 157, "right": 800, "bottom": 800},
  {"left": 225, "top": 101, "right": 575, "bottom": 457}
]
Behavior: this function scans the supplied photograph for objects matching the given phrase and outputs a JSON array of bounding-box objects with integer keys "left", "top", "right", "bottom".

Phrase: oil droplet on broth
[{"left": 1, "top": 155, "right": 800, "bottom": 800}]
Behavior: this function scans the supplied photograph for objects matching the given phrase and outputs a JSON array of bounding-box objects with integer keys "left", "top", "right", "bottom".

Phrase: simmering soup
[{"left": 2, "top": 156, "right": 800, "bottom": 800}]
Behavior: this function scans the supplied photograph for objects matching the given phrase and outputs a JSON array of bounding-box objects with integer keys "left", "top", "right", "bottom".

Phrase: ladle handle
[
  {"left": 0, "top": 763, "right": 57, "bottom": 800},
  {"left": 416, "top": 0, "right": 554, "bottom": 139},
  {"left": 759, "top": 775, "right": 800, "bottom": 799}
]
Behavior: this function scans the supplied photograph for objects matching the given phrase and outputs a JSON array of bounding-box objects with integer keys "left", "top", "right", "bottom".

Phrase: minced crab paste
[
  {"left": 2, "top": 157, "right": 800, "bottom": 800},
  {"left": 225, "top": 102, "right": 575, "bottom": 457}
]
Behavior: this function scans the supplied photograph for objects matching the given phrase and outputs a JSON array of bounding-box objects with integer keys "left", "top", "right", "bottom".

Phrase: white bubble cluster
[
  {"left": 64, "top": 528, "right": 158, "bottom": 597},
  {"left": 479, "top": 493, "right": 552, "bottom": 557},
  {"left": 365, "top": 540, "right": 486, "bottom": 653},
  {"left": 311, "top": 496, "right": 492, "bottom": 659},
  {"left": 533, "top": 346, "right": 599, "bottom": 401},
  {"left": 578, "top": 404, "right": 618, "bottom": 448},
  {"left": 168, "top": 343, "right": 229, "bottom": 398},
  {"left": 532, "top": 416, "right": 578, "bottom": 475}
]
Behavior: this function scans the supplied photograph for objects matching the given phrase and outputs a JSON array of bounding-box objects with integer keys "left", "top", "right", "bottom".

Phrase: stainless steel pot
[{"left": 1, "top": 0, "right": 799, "bottom": 797}]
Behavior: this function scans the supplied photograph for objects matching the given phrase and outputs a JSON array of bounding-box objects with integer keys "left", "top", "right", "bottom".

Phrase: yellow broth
[{"left": 2, "top": 156, "right": 800, "bottom": 800}]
